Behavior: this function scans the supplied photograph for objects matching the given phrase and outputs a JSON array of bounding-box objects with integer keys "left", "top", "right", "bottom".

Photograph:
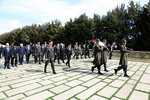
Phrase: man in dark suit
[
  {"left": 86, "top": 45, "right": 90, "bottom": 58},
  {"left": 10, "top": 44, "right": 18, "bottom": 67},
  {"left": 56, "top": 43, "right": 61, "bottom": 64},
  {"left": 82, "top": 44, "right": 87, "bottom": 58},
  {"left": 35, "top": 42, "right": 42, "bottom": 64},
  {"left": 2, "top": 43, "right": 11, "bottom": 69},
  {"left": 66, "top": 44, "right": 72, "bottom": 67},
  {"left": 44, "top": 42, "right": 56, "bottom": 74},
  {"left": 54, "top": 44, "right": 57, "bottom": 62},
  {"left": 18, "top": 43, "right": 26, "bottom": 65},
  {"left": 41, "top": 44, "right": 45, "bottom": 62},
  {"left": 0, "top": 43, "right": 3, "bottom": 58},
  {"left": 25, "top": 44, "right": 31, "bottom": 64},
  {"left": 73, "top": 42, "right": 79, "bottom": 59},
  {"left": 60, "top": 43, "right": 65, "bottom": 63}
]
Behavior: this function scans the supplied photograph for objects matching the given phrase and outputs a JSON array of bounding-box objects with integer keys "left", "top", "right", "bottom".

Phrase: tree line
[{"left": 0, "top": 1, "right": 150, "bottom": 51}]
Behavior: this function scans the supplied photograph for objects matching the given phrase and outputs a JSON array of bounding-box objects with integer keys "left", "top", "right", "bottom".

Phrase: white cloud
[
  {"left": 0, "top": 0, "right": 148, "bottom": 34},
  {"left": 0, "top": 19, "right": 23, "bottom": 34}
]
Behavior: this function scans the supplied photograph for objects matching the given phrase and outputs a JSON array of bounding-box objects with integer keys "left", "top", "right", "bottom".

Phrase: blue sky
[{"left": 0, "top": 0, "right": 149, "bottom": 34}]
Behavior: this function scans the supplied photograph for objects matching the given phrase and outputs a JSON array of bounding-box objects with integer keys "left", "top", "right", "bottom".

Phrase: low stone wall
[
  {"left": 111, "top": 50, "right": 150, "bottom": 59},
  {"left": 72, "top": 49, "right": 150, "bottom": 59}
]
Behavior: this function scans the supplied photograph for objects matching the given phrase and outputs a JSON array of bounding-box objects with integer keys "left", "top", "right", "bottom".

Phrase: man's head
[
  {"left": 37, "top": 42, "right": 40, "bottom": 45},
  {"left": 49, "top": 41, "right": 53, "bottom": 47},
  {"left": 76, "top": 42, "right": 78, "bottom": 45},
  {"left": 96, "top": 39, "right": 100, "bottom": 44},
  {"left": 6, "top": 43, "right": 9, "bottom": 47},
  {"left": 103, "top": 39, "right": 107, "bottom": 45},
  {"left": 26, "top": 44, "right": 30, "bottom": 47},
  {"left": 122, "top": 39, "right": 127, "bottom": 45},
  {"left": 20, "top": 43, "right": 23, "bottom": 47}
]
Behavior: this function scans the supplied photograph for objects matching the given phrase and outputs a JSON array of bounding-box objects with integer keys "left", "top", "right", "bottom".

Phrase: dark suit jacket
[
  {"left": 60, "top": 46, "right": 66, "bottom": 56},
  {"left": 45, "top": 47, "right": 54, "bottom": 61},
  {"left": 66, "top": 47, "right": 72, "bottom": 58},
  {"left": 41, "top": 46, "right": 45, "bottom": 55},
  {"left": 3, "top": 47, "right": 11, "bottom": 58},
  {"left": 0, "top": 46, "right": 3, "bottom": 53},
  {"left": 18, "top": 47, "right": 26, "bottom": 57},
  {"left": 56, "top": 46, "right": 60, "bottom": 55},
  {"left": 10, "top": 46, "right": 18, "bottom": 57},
  {"left": 35, "top": 45, "right": 42, "bottom": 55},
  {"left": 25, "top": 46, "right": 31, "bottom": 55}
]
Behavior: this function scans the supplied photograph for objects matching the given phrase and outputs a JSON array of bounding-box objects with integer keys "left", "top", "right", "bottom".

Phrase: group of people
[
  {"left": 92, "top": 39, "right": 130, "bottom": 77},
  {"left": 0, "top": 42, "right": 73, "bottom": 74},
  {"left": 0, "top": 39, "right": 130, "bottom": 77}
]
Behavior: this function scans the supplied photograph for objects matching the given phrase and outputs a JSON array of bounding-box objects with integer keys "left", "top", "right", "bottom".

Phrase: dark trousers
[
  {"left": 78, "top": 53, "right": 82, "bottom": 58},
  {"left": 35, "top": 55, "right": 41, "bottom": 64},
  {"left": 104, "top": 63, "right": 107, "bottom": 70},
  {"left": 109, "top": 52, "right": 112, "bottom": 59},
  {"left": 86, "top": 51, "right": 90, "bottom": 58},
  {"left": 4, "top": 57, "right": 10, "bottom": 68},
  {"left": 116, "top": 65, "right": 128, "bottom": 75},
  {"left": 66, "top": 56, "right": 71, "bottom": 67},
  {"left": 54, "top": 54, "right": 57, "bottom": 62},
  {"left": 91, "top": 52, "right": 94, "bottom": 57},
  {"left": 26, "top": 54, "right": 30, "bottom": 64},
  {"left": 44, "top": 60, "right": 56, "bottom": 73},
  {"left": 0, "top": 52, "right": 2, "bottom": 58},
  {"left": 82, "top": 52, "right": 86, "bottom": 58},
  {"left": 41, "top": 54, "right": 44, "bottom": 62},
  {"left": 19, "top": 55, "right": 24, "bottom": 65},
  {"left": 60, "top": 55, "right": 65, "bottom": 63},
  {"left": 11, "top": 57, "right": 17, "bottom": 66},
  {"left": 93, "top": 64, "right": 101, "bottom": 73},
  {"left": 57, "top": 55, "right": 60, "bottom": 63},
  {"left": 73, "top": 53, "right": 79, "bottom": 59}
]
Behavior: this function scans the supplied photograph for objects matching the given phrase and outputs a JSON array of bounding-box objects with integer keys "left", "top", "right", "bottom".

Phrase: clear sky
[{"left": 0, "top": 0, "right": 149, "bottom": 34}]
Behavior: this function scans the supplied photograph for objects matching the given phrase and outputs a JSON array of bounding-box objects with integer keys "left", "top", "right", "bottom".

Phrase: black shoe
[
  {"left": 104, "top": 69, "right": 109, "bottom": 72},
  {"left": 53, "top": 72, "right": 57, "bottom": 74},
  {"left": 66, "top": 63, "right": 67, "bottom": 66},
  {"left": 98, "top": 72, "right": 103, "bottom": 75},
  {"left": 68, "top": 65, "right": 71, "bottom": 68},
  {"left": 44, "top": 71, "right": 47, "bottom": 73},
  {"left": 124, "top": 74, "right": 130, "bottom": 77},
  {"left": 39, "top": 63, "right": 41, "bottom": 64},
  {"left": 7, "top": 67, "right": 11, "bottom": 69},
  {"left": 114, "top": 69, "right": 117, "bottom": 75},
  {"left": 91, "top": 67, "right": 94, "bottom": 72}
]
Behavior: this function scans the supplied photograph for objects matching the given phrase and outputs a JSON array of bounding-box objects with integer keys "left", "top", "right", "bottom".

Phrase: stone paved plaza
[{"left": 0, "top": 57, "right": 150, "bottom": 100}]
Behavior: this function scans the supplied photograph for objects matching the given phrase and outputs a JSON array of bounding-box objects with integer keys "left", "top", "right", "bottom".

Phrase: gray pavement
[{"left": 0, "top": 57, "right": 150, "bottom": 100}]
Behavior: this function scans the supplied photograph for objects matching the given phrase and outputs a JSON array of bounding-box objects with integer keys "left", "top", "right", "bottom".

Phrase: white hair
[{"left": 20, "top": 43, "right": 23, "bottom": 46}]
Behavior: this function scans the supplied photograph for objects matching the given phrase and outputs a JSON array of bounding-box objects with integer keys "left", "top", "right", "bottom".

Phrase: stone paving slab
[{"left": 0, "top": 57, "right": 150, "bottom": 100}]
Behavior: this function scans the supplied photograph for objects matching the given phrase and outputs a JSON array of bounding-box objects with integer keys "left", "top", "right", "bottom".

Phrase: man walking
[
  {"left": 66, "top": 44, "right": 72, "bottom": 67},
  {"left": 18, "top": 44, "right": 25, "bottom": 65},
  {"left": 0, "top": 43, "right": 3, "bottom": 58},
  {"left": 35, "top": 42, "right": 42, "bottom": 64},
  {"left": 25, "top": 44, "right": 31, "bottom": 64},
  {"left": 3, "top": 43, "right": 11, "bottom": 69},
  {"left": 10, "top": 44, "right": 18, "bottom": 67},
  {"left": 92, "top": 39, "right": 103, "bottom": 75},
  {"left": 44, "top": 42, "right": 57, "bottom": 74},
  {"left": 114, "top": 39, "right": 130, "bottom": 77},
  {"left": 102, "top": 39, "right": 109, "bottom": 72}
]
